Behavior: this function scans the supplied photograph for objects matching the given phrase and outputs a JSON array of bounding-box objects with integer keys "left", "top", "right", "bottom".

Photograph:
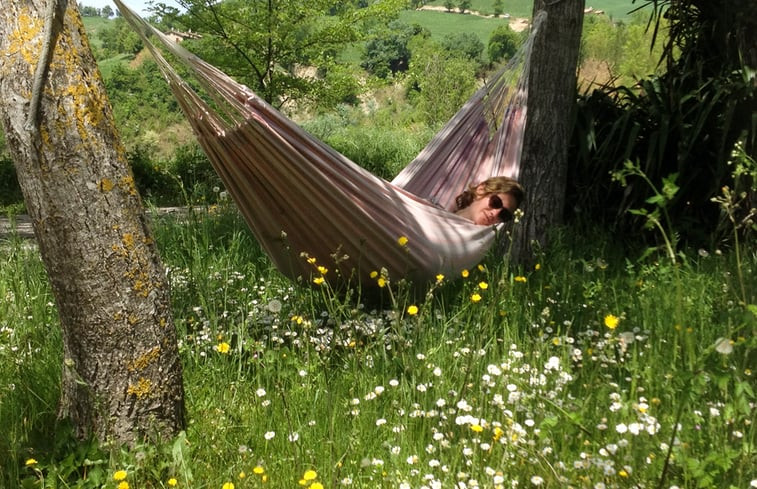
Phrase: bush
[{"left": 0, "top": 155, "right": 23, "bottom": 208}]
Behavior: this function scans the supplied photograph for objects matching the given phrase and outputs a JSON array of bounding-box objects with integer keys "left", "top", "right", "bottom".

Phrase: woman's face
[{"left": 468, "top": 192, "right": 518, "bottom": 226}]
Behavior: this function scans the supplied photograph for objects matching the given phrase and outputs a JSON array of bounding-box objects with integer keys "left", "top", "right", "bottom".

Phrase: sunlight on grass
[{"left": 1, "top": 204, "right": 755, "bottom": 488}]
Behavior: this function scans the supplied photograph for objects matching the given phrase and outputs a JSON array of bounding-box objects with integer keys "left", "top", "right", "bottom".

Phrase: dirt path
[
  {"left": 0, "top": 207, "right": 197, "bottom": 241},
  {"left": 416, "top": 5, "right": 531, "bottom": 32}
]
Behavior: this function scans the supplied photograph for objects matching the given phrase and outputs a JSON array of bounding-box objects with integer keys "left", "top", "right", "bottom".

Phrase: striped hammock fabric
[{"left": 114, "top": 0, "right": 536, "bottom": 287}]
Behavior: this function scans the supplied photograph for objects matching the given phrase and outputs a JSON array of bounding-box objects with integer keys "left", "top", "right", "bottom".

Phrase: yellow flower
[
  {"left": 217, "top": 342, "right": 231, "bottom": 354},
  {"left": 310, "top": 483, "right": 324, "bottom": 489},
  {"left": 313, "top": 276, "right": 325, "bottom": 285},
  {"left": 167, "top": 478, "right": 178, "bottom": 487},
  {"left": 253, "top": 466, "right": 265, "bottom": 475},
  {"left": 113, "top": 470, "right": 128, "bottom": 481},
  {"left": 461, "top": 269, "right": 469, "bottom": 278},
  {"left": 535, "top": 263, "right": 541, "bottom": 270},
  {"left": 25, "top": 458, "right": 37, "bottom": 466},
  {"left": 397, "top": 236, "right": 409, "bottom": 246},
  {"left": 238, "top": 471, "right": 246, "bottom": 479},
  {"left": 492, "top": 426, "right": 504, "bottom": 441},
  {"left": 604, "top": 314, "right": 619, "bottom": 330},
  {"left": 377, "top": 277, "right": 386, "bottom": 288},
  {"left": 477, "top": 264, "right": 486, "bottom": 272},
  {"left": 478, "top": 281, "right": 488, "bottom": 290},
  {"left": 118, "top": 482, "right": 129, "bottom": 489},
  {"left": 306, "top": 256, "right": 317, "bottom": 264},
  {"left": 303, "top": 470, "right": 318, "bottom": 481},
  {"left": 370, "top": 270, "right": 378, "bottom": 279},
  {"left": 514, "top": 275, "right": 527, "bottom": 283},
  {"left": 317, "top": 265, "right": 328, "bottom": 275},
  {"left": 471, "top": 293, "right": 482, "bottom": 303},
  {"left": 222, "top": 483, "right": 235, "bottom": 489},
  {"left": 470, "top": 424, "right": 484, "bottom": 433},
  {"left": 618, "top": 469, "right": 629, "bottom": 478},
  {"left": 406, "top": 305, "right": 419, "bottom": 316},
  {"left": 435, "top": 274, "right": 444, "bottom": 283}
]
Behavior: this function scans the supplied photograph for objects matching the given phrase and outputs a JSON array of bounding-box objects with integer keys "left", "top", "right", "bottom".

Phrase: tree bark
[
  {"left": 511, "top": 0, "right": 584, "bottom": 263},
  {"left": 0, "top": 0, "right": 184, "bottom": 443}
]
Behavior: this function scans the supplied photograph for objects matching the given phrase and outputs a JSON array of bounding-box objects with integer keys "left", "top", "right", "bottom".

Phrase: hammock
[{"left": 114, "top": 0, "right": 538, "bottom": 287}]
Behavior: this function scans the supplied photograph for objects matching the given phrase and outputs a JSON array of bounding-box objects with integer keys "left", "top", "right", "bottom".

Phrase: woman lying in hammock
[{"left": 454, "top": 176, "right": 524, "bottom": 226}]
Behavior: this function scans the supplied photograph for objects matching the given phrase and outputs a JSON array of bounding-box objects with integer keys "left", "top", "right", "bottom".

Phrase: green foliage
[
  {"left": 406, "top": 36, "right": 478, "bottom": 128},
  {"left": 303, "top": 107, "right": 433, "bottom": 180},
  {"left": 569, "top": 1, "right": 756, "bottom": 248},
  {"left": 361, "top": 21, "right": 429, "bottom": 79},
  {"left": 96, "top": 17, "right": 143, "bottom": 57},
  {"left": 0, "top": 154, "right": 22, "bottom": 207},
  {"left": 440, "top": 31, "right": 485, "bottom": 66},
  {"left": 102, "top": 58, "right": 184, "bottom": 144},
  {"left": 487, "top": 24, "right": 522, "bottom": 64},
  {"left": 160, "top": 0, "right": 405, "bottom": 109}
]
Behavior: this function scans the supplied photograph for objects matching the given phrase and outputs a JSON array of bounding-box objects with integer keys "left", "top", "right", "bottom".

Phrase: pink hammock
[{"left": 114, "top": 0, "right": 536, "bottom": 286}]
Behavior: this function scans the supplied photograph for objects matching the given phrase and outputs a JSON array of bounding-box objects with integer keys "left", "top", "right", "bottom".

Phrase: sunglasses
[{"left": 488, "top": 195, "right": 513, "bottom": 223}]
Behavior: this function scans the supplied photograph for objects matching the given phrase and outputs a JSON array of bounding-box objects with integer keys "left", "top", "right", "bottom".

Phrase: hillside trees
[
  {"left": 152, "top": 0, "right": 405, "bottom": 110},
  {"left": 0, "top": 0, "right": 184, "bottom": 442}
]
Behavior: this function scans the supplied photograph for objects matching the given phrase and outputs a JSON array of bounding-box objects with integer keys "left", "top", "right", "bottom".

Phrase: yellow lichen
[
  {"left": 127, "top": 377, "right": 152, "bottom": 399},
  {"left": 128, "top": 346, "right": 161, "bottom": 372},
  {"left": 99, "top": 178, "right": 114, "bottom": 192}
]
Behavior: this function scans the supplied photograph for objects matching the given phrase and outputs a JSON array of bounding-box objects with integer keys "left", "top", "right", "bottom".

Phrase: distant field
[
  {"left": 399, "top": 10, "right": 511, "bottom": 44},
  {"left": 423, "top": 0, "right": 649, "bottom": 21}
]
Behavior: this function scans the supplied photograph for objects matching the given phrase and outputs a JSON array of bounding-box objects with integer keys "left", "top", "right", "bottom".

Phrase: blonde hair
[{"left": 454, "top": 176, "right": 524, "bottom": 211}]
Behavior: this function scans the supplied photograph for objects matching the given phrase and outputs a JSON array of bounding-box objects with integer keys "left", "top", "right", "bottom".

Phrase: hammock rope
[{"left": 113, "top": 0, "right": 541, "bottom": 286}]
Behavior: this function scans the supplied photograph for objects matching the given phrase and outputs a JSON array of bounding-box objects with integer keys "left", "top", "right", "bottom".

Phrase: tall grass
[{"left": 1, "top": 206, "right": 755, "bottom": 488}]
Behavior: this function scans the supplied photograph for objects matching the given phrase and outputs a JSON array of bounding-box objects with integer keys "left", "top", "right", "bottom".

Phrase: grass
[{"left": 1, "top": 201, "right": 755, "bottom": 489}]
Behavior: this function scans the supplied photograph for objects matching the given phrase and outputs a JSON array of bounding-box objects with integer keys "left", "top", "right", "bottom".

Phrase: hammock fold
[{"left": 113, "top": 0, "right": 538, "bottom": 286}]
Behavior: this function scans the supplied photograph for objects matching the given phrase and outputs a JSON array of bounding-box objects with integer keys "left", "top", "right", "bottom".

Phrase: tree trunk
[
  {"left": 0, "top": 0, "right": 184, "bottom": 443},
  {"left": 512, "top": 0, "right": 584, "bottom": 263}
]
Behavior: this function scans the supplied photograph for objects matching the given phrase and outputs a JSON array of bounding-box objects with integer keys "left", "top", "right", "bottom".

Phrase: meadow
[{"left": 1, "top": 200, "right": 755, "bottom": 488}]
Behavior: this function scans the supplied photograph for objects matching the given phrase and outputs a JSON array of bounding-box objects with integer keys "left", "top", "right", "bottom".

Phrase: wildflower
[
  {"left": 216, "top": 342, "right": 231, "bottom": 354},
  {"left": 114, "top": 471, "right": 128, "bottom": 481},
  {"left": 477, "top": 264, "right": 486, "bottom": 272},
  {"left": 118, "top": 482, "right": 129, "bottom": 489},
  {"left": 167, "top": 478, "right": 178, "bottom": 487},
  {"left": 530, "top": 475, "right": 544, "bottom": 485},
  {"left": 514, "top": 275, "right": 527, "bottom": 283},
  {"left": 222, "top": 483, "right": 235, "bottom": 489},
  {"left": 535, "top": 263, "right": 541, "bottom": 270},
  {"left": 407, "top": 305, "right": 419, "bottom": 316},
  {"left": 313, "top": 276, "right": 325, "bottom": 285},
  {"left": 253, "top": 466, "right": 265, "bottom": 475},
  {"left": 461, "top": 269, "right": 469, "bottom": 278},
  {"left": 478, "top": 281, "right": 489, "bottom": 290},
  {"left": 397, "top": 236, "right": 409, "bottom": 246},
  {"left": 310, "top": 484, "right": 324, "bottom": 489},
  {"left": 470, "top": 424, "right": 484, "bottom": 433},
  {"left": 317, "top": 265, "right": 328, "bottom": 275},
  {"left": 435, "top": 273, "right": 444, "bottom": 283},
  {"left": 714, "top": 337, "right": 733, "bottom": 355},
  {"left": 377, "top": 277, "right": 386, "bottom": 288},
  {"left": 303, "top": 469, "right": 318, "bottom": 481},
  {"left": 264, "top": 431, "right": 275, "bottom": 440},
  {"left": 471, "top": 293, "right": 482, "bottom": 303},
  {"left": 25, "top": 459, "right": 37, "bottom": 466},
  {"left": 238, "top": 472, "right": 246, "bottom": 479},
  {"left": 306, "top": 256, "right": 317, "bottom": 264},
  {"left": 604, "top": 314, "right": 619, "bottom": 330},
  {"left": 256, "top": 388, "right": 266, "bottom": 397}
]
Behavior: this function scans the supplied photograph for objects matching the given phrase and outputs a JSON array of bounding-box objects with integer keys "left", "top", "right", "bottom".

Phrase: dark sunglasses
[{"left": 488, "top": 195, "right": 513, "bottom": 223}]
